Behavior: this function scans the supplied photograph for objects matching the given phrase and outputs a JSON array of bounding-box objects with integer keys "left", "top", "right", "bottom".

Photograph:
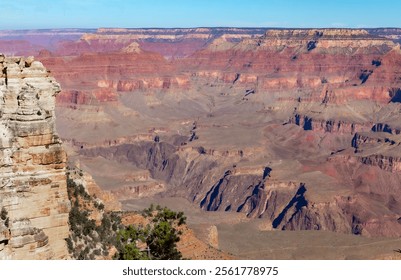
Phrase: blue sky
[{"left": 1, "top": 0, "right": 400, "bottom": 30}]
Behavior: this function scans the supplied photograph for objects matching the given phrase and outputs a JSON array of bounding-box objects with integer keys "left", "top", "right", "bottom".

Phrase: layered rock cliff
[{"left": 0, "top": 54, "right": 70, "bottom": 259}]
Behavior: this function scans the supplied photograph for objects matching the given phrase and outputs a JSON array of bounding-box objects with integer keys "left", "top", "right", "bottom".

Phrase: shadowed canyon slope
[{"left": 3, "top": 27, "right": 401, "bottom": 259}]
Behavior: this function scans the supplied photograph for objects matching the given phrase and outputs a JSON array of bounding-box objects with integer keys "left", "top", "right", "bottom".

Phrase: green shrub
[{"left": 115, "top": 206, "right": 186, "bottom": 260}]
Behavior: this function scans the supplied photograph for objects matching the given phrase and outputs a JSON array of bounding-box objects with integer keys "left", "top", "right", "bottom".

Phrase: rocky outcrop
[
  {"left": 358, "top": 154, "right": 401, "bottom": 173},
  {"left": 371, "top": 123, "right": 401, "bottom": 135},
  {"left": 349, "top": 131, "right": 401, "bottom": 172},
  {"left": 56, "top": 88, "right": 118, "bottom": 105},
  {"left": 352, "top": 132, "right": 398, "bottom": 149},
  {"left": 258, "top": 29, "right": 393, "bottom": 53},
  {"left": 78, "top": 141, "right": 357, "bottom": 235},
  {"left": 288, "top": 113, "right": 371, "bottom": 134},
  {"left": 38, "top": 51, "right": 174, "bottom": 105},
  {"left": 58, "top": 27, "right": 267, "bottom": 57},
  {"left": 0, "top": 54, "right": 70, "bottom": 259}
]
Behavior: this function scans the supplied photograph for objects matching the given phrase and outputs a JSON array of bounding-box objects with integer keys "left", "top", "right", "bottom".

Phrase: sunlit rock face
[{"left": 0, "top": 54, "right": 70, "bottom": 259}]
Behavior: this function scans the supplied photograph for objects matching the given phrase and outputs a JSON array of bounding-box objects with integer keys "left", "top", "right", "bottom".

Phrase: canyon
[{"left": 2, "top": 27, "right": 401, "bottom": 259}]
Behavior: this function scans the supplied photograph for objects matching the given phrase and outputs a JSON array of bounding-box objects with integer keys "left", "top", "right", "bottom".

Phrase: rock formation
[{"left": 0, "top": 54, "right": 70, "bottom": 259}]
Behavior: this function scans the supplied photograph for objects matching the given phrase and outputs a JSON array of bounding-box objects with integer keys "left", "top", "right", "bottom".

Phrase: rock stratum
[
  {"left": 3, "top": 27, "right": 401, "bottom": 259},
  {"left": 0, "top": 54, "right": 70, "bottom": 259}
]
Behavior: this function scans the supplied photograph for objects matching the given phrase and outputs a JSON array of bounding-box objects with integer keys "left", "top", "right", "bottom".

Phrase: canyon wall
[{"left": 0, "top": 54, "right": 70, "bottom": 259}]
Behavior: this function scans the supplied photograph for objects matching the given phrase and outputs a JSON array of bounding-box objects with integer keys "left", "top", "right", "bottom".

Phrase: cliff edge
[{"left": 0, "top": 54, "right": 70, "bottom": 259}]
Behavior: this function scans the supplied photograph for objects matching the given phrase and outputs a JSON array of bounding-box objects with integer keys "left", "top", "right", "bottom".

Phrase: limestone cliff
[{"left": 0, "top": 54, "right": 70, "bottom": 259}]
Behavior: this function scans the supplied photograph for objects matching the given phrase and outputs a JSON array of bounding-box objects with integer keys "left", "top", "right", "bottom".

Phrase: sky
[{"left": 1, "top": 0, "right": 400, "bottom": 30}]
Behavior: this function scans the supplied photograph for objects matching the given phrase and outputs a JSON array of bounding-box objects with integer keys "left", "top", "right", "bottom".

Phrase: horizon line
[{"left": 1, "top": 26, "right": 401, "bottom": 32}]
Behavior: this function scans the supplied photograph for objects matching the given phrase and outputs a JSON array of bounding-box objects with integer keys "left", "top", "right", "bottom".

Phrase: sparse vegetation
[
  {"left": 1, "top": 207, "right": 9, "bottom": 227},
  {"left": 66, "top": 171, "right": 122, "bottom": 259},
  {"left": 372, "top": 59, "right": 381, "bottom": 67},
  {"left": 197, "top": 146, "right": 207, "bottom": 154},
  {"left": 0, "top": 207, "right": 7, "bottom": 220},
  {"left": 359, "top": 69, "right": 373, "bottom": 84},
  {"left": 307, "top": 40, "right": 317, "bottom": 51},
  {"left": 65, "top": 170, "right": 186, "bottom": 260},
  {"left": 115, "top": 204, "right": 186, "bottom": 260}
]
